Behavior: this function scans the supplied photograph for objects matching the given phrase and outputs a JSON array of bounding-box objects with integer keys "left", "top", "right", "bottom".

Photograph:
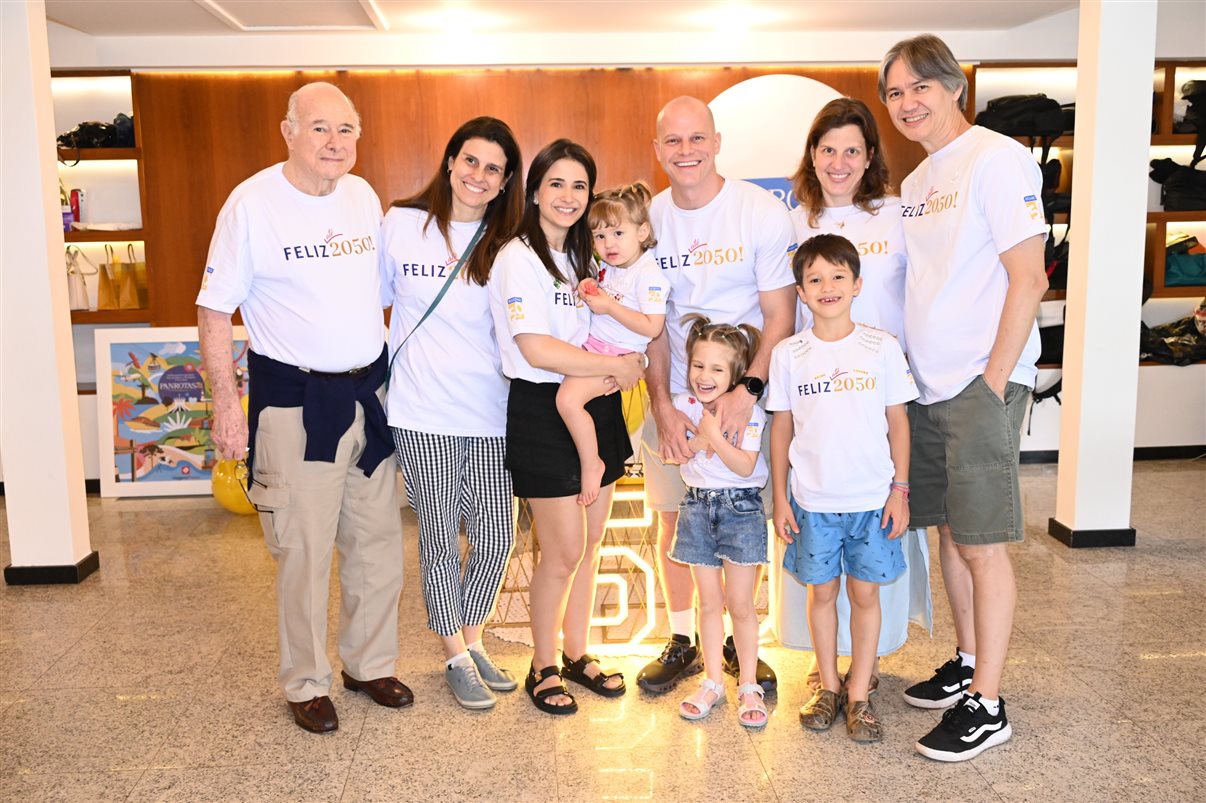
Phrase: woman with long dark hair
[
  {"left": 488, "top": 139, "right": 645, "bottom": 714},
  {"left": 780, "top": 97, "right": 932, "bottom": 713},
  {"left": 383, "top": 116, "right": 523, "bottom": 710}
]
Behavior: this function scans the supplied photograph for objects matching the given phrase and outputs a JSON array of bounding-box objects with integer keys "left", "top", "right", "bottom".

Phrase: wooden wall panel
[{"left": 136, "top": 66, "right": 937, "bottom": 326}]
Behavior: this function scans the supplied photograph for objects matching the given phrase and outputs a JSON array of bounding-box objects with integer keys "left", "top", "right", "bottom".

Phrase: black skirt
[{"left": 506, "top": 378, "right": 633, "bottom": 499}]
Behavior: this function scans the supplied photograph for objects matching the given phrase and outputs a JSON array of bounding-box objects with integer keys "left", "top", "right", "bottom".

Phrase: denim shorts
[
  {"left": 782, "top": 496, "right": 905, "bottom": 586},
  {"left": 670, "top": 487, "right": 768, "bottom": 568}
]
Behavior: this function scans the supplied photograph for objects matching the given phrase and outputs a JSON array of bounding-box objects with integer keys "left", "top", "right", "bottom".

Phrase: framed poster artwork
[{"left": 95, "top": 326, "right": 249, "bottom": 498}]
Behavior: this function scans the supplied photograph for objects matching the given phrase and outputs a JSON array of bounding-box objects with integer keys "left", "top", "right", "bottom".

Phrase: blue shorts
[
  {"left": 671, "top": 487, "right": 768, "bottom": 568},
  {"left": 782, "top": 496, "right": 905, "bottom": 586}
]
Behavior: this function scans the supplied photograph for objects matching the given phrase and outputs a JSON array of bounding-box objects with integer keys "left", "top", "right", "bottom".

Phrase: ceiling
[{"left": 44, "top": 0, "right": 1080, "bottom": 36}]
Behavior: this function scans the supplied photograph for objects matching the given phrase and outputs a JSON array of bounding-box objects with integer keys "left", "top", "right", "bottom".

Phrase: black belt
[{"left": 299, "top": 365, "right": 371, "bottom": 379}]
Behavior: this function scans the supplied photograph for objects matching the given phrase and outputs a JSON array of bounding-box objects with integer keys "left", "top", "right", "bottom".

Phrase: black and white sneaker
[
  {"left": 903, "top": 650, "right": 973, "bottom": 709},
  {"left": 915, "top": 692, "right": 1012, "bottom": 762}
]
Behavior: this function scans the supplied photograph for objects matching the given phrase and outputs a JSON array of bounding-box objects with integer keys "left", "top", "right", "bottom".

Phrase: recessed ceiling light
[
  {"left": 406, "top": 2, "right": 507, "bottom": 33},
  {"left": 701, "top": 2, "right": 779, "bottom": 34}
]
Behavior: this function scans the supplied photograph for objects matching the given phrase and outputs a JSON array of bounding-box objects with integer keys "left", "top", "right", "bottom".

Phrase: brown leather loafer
[
  {"left": 341, "top": 670, "right": 414, "bottom": 708},
  {"left": 287, "top": 695, "right": 338, "bottom": 733}
]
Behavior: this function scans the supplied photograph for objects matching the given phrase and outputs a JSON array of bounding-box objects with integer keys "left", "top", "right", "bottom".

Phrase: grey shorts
[
  {"left": 909, "top": 375, "right": 1029, "bottom": 546},
  {"left": 639, "top": 401, "right": 772, "bottom": 514}
]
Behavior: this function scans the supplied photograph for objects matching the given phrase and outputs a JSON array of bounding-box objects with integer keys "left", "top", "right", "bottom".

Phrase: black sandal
[
  {"left": 525, "top": 665, "right": 578, "bottom": 715},
  {"left": 561, "top": 652, "right": 626, "bottom": 698}
]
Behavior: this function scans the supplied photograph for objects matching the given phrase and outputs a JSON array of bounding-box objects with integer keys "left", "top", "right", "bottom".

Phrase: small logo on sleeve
[
  {"left": 1024, "top": 195, "right": 1042, "bottom": 220},
  {"left": 507, "top": 296, "right": 524, "bottom": 321}
]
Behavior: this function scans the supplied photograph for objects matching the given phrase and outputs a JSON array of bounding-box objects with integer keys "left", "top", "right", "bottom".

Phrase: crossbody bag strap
[{"left": 386, "top": 218, "right": 487, "bottom": 379}]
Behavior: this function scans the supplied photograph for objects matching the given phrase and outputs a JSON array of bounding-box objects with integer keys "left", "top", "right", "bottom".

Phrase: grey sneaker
[
  {"left": 469, "top": 647, "right": 518, "bottom": 691},
  {"left": 445, "top": 662, "right": 497, "bottom": 710}
]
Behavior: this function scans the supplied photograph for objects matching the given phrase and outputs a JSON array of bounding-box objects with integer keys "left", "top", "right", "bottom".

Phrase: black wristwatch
[{"left": 737, "top": 376, "right": 765, "bottom": 400}]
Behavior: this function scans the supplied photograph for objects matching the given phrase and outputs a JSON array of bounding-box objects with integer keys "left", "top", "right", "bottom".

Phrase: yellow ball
[{"left": 212, "top": 459, "right": 256, "bottom": 515}]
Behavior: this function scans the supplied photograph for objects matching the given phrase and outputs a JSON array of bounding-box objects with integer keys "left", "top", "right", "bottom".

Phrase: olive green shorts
[{"left": 908, "top": 376, "right": 1029, "bottom": 546}]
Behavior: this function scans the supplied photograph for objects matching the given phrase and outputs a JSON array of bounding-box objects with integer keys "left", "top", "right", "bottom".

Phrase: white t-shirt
[
  {"left": 197, "top": 163, "right": 385, "bottom": 372},
  {"left": 674, "top": 393, "right": 769, "bottom": 490},
  {"left": 651, "top": 179, "right": 797, "bottom": 394},
  {"left": 382, "top": 208, "right": 507, "bottom": 437},
  {"left": 766, "top": 324, "right": 918, "bottom": 513},
  {"left": 791, "top": 197, "right": 908, "bottom": 352},
  {"left": 488, "top": 237, "right": 590, "bottom": 384},
  {"left": 900, "top": 126, "right": 1047, "bottom": 404},
  {"left": 588, "top": 251, "right": 668, "bottom": 353}
]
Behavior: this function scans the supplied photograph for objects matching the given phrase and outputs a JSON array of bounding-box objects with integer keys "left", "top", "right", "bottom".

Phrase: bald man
[
  {"left": 198, "top": 82, "right": 410, "bottom": 733},
  {"left": 638, "top": 96, "right": 798, "bottom": 694}
]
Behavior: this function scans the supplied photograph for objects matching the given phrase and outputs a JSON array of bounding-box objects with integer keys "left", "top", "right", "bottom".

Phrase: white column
[
  {"left": 1051, "top": 1, "right": 1158, "bottom": 547},
  {"left": 1, "top": 0, "right": 96, "bottom": 581}
]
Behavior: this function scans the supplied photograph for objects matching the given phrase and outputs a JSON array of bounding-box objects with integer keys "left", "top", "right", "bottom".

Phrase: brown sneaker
[
  {"left": 799, "top": 687, "right": 843, "bottom": 731},
  {"left": 846, "top": 699, "right": 883, "bottom": 743}
]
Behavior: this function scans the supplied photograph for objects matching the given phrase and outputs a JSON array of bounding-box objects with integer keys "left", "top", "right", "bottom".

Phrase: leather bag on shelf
[
  {"left": 1149, "top": 158, "right": 1206, "bottom": 211},
  {"left": 975, "top": 93, "right": 1064, "bottom": 163}
]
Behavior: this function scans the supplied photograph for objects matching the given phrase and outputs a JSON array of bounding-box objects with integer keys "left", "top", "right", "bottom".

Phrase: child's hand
[
  {"left": 773, "top": 495, "right": 798, "bottom": 544},
  {"left": 881, "top": 489, "right": 909, "bottom": 539},
  {"left": 686, "top": 430, "right": 709, "bottom": 455},
  {"left": 579, "top": 290, "right": 614, "bottom": 314},
  {"left": 696, "top": 407, "right": 725, "bottom": 446},
  {"left": 578, "top": 277, "right": 600, "bottom": 296}
]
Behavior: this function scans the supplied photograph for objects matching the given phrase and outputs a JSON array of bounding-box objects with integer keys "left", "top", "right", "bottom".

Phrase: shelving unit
[
  {"left": 1145, "top": 61, "right": 1206, "bottom": 299},
  {"left": 53, "top": 70, "right": 155, "bottom": 400},
  {"left": 975, "top": 60, "right": 1206, "bottom": 457},
  {"left": 980, "top": 60, "right": 1206, "bottom": 301}
]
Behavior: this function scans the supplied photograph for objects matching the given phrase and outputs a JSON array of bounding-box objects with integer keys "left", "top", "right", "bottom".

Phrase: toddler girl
[
  {"left": 670, "top": 315, "right": 770, "bottom": 728},
  {"left": 556, "top": 182, "right": 666, "bottom": 506}
]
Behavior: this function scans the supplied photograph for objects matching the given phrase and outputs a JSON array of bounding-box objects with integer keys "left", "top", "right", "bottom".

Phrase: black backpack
[
  {"left": 1179, "top": 80, "right": 1206, "bottom": 167},
  {"left": 1149, "top": 158, "right": 1206, "bottom": 211},
  {"left": 975, "top": 93, "right": 1064, "bottom": 164}
]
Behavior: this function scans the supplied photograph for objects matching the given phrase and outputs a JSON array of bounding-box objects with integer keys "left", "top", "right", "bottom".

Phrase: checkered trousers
[{"left": 391, "top": 428, "right": 515, "bottom": 637}]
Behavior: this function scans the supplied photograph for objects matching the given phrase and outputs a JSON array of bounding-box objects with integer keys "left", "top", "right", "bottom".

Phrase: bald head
[
  {"left": 653, "top": 95, "right": 723, "bottom": 207},
  {"left": 285, "top": 82, "right": 360, "bottom": 136},
  {"left": 656, "top": 96, "right": 716, "bottom": 138},
  {"left": 280, "top": 81, "right": 361, "bottom": 196}
]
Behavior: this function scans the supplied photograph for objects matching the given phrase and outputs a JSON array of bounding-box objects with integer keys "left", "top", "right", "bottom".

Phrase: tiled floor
[{"left": 1, "top": 459, "right": 1203, "bottom": 802}]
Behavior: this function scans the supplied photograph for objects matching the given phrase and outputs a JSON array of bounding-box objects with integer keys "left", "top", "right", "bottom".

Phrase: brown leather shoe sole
[
  {"left": 288, "top": 696, "right": 338, "bottom": 733},
  {"left": 341, "top": 670, "right": 414, "bottom": 708}
]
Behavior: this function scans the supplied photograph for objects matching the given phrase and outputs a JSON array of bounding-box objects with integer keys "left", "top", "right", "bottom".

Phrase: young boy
[{"left": 767, "top": 233, "right": 918, "bottom": 742}]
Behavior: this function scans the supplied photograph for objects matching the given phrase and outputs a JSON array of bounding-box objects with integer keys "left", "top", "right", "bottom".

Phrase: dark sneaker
[
  {"left": 637, "top": 634, "right": 702, "bottom": 693},
  {"left": 916, "top": 692, "right": 1011, "bottom": 762},
  {"left": 722, "top": 635, "right": 777, "bottom": 693},
  {"left": 903, "top": 650, "right": 973, "bottom": 709}
]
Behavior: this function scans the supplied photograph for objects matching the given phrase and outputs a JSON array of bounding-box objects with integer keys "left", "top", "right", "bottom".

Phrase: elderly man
[
  {"left": 637, "top": 96, "right": 798, "bottom": 695},
  {"left": 197, "top": 81, "right": 410, "bottom": 733}
]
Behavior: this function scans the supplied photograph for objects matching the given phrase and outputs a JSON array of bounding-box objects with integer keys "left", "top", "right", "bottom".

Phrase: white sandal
[
  {"left": 737, "top": 683, "right": 768, "bottom": 728},
  {"left": 679, "top": 677, "right": 726, "bottom": 721}
]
